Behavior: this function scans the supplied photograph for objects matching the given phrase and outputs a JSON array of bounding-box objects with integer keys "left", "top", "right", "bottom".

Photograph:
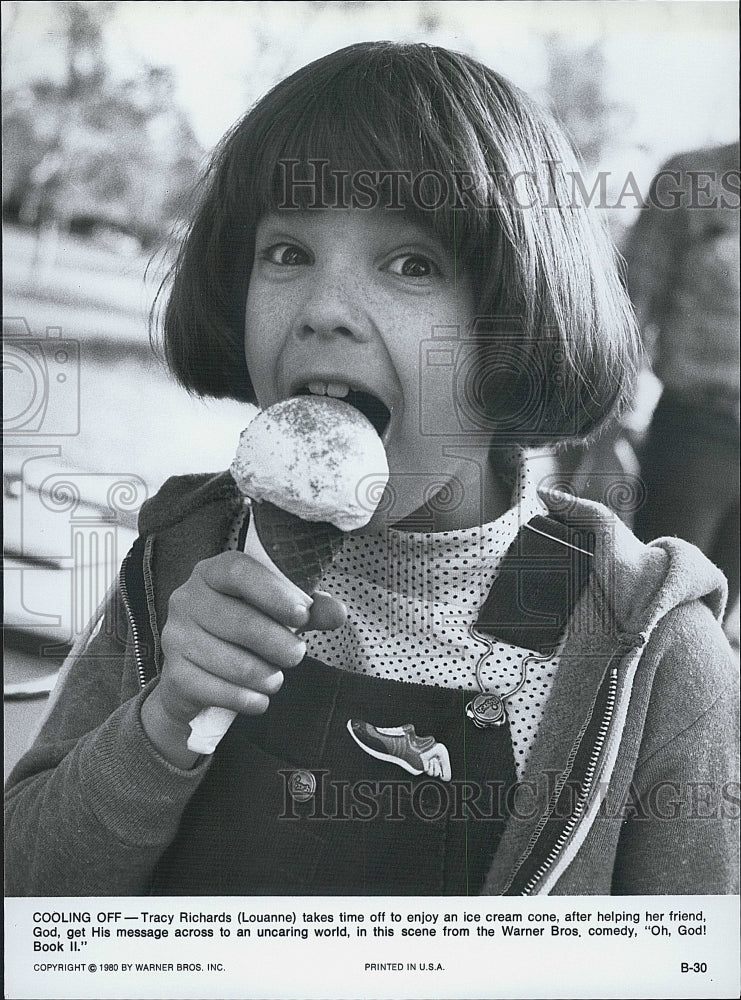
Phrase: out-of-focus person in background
[{"left": 624, "top": 142, "right": 740, "bottom": 624}]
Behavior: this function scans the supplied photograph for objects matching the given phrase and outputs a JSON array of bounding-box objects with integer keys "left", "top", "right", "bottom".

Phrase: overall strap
[{"left": 476, "top": 514, "right": 596, "bottom": 653}]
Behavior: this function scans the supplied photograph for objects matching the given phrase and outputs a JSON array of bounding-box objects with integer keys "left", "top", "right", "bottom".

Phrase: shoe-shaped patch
[{"left": 347, "top": 719, "right": 452, "bottom": 782}]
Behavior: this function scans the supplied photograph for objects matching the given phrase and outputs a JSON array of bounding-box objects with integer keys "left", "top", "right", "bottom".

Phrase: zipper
[
  {"left": 119, "top": 551, "right": 149, "bottom": 692},
  {"left": 519, "top": 666, "right": 618, "bottom": 895},
  {"left": 511, "top": 631, "right": 648, "bottom": 896}
]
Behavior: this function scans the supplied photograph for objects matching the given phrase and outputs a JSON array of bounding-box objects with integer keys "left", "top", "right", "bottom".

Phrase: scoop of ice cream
[{"left": 230, "top": 396, "right": 389, "bottom": 532}]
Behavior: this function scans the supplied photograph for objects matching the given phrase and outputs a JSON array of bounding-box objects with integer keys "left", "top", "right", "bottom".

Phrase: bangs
[{"left": 234, "top": 42, "right": 500, "bottom": 264}]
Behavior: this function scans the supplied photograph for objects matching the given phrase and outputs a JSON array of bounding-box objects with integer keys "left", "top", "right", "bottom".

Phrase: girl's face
[{"left": 244, "top": 208, "right": 504, "bottom": 529}]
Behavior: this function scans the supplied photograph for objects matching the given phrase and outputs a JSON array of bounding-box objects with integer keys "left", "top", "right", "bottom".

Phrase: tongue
[{"left": 345, "top": 390, "right": 390, "bottom": 437}]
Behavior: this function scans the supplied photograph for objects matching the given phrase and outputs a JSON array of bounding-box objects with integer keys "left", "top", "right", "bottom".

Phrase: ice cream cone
[
  {"left": 188, "top": 396, "right": 388, "bottom": 755},
  {"left": 251, "top": 500, "right": 344, "bottom": 594}
]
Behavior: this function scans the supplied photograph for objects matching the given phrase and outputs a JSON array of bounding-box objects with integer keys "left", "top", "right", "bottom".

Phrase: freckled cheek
[
  {"left": 245, "top": 279, "right": 271, "bottom": 328},
  {"left": 388, "top": 308, "right": 444, "bottom": 385},
  {"left": 248, "top": 278, "right": 300, "bottom": 332},
  {"left": 393, "top": 355, "right": 423, "bottom": 409},
  {"left": 244, "top": 304, "right": 277, "bottom": 391},
  {"left": 245, "top": 282, "right": 290, "bottom": 343}
]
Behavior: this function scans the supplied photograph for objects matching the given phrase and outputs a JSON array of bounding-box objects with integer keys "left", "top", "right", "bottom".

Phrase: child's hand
[{"left": 140, "top": 551, "right": 345, "bottom": 768}]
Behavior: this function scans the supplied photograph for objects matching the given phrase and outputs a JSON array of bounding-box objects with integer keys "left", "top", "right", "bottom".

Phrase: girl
[{"left": 5, "top": 42, "right": 738, "bottom": 896}]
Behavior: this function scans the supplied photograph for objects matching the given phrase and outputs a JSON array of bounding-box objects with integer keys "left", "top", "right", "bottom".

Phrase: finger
[
  {"left": 165, "top": 652, "right": 281, "bottom": 719},
  {"left": 182, "top": 657, "right": 275, "bottom": 717},
  {"left": 302, "top": 590, "right": 347, "bottom": 633},
  {"left": 178, "top": 630, "right": 295, "bottom": 689},
  {"left": 200, "top": 551, "right": 312, "bottom": 628},
  {"left": 189, "top": 591, "right": 307, "bottom": 667}
]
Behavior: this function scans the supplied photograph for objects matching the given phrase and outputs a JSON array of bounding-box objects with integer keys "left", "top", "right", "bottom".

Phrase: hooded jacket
[{"left": 5, "top": 472, "right": 739, "bottom": 896}]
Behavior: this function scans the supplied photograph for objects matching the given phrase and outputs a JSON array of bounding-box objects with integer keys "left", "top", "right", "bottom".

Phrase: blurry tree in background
[
  {"left": 2, "top": 1, "right": 202, "bottom": 249},
  {"left": 540, "top": 34, "right": 642, "bottom": 251},
  {"left": 543, "top": 36, "right": 632, "bottom": 168}
]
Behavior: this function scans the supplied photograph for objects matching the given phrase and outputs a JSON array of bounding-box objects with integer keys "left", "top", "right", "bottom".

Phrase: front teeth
[
  {"left": 307, "top": 381, "right": 350, "bottom": 398},
  {"left": 327, "top": 382, "right": 350, "bottom": 398}
]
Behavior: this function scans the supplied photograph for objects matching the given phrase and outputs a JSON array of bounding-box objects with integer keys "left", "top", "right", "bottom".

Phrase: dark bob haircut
[{"left": 157, "top": 41, "right": 640, "bottom": 445}]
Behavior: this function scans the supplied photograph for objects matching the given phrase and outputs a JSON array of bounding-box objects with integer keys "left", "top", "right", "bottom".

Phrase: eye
[
  {"left": 262, "top": 243, "right": 311, "bottom": 266},
  {"left": 386, "top": 253, "right": 440, "bottom": 279}
]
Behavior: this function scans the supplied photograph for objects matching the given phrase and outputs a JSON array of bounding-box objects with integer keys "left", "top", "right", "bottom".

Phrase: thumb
[{"left": 301, "top": 590, "right": 347, "bottom": 633}]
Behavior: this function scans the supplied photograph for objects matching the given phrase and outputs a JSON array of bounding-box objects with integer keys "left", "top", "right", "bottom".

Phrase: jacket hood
[{"left": 537, "top": 486, "right": 728, "bottom": 636}]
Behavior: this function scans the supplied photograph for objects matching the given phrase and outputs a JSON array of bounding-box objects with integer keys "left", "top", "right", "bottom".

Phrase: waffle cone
[{"left": 252, "top": 500, "right": 344, "bottom": 594}]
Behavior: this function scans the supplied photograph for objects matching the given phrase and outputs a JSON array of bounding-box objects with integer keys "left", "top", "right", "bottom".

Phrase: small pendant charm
[{"left": 466, "top": 693, "right": 507, "bottom": 728}]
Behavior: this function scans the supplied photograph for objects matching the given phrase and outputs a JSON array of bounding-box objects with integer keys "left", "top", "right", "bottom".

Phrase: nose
[{"left": 294, "top": 268, "right": 369, "bottom": 343}]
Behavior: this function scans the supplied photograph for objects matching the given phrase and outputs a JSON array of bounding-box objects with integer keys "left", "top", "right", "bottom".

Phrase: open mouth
[{"left": 295, "top": 384, "right": 392, "bottom": 438}]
